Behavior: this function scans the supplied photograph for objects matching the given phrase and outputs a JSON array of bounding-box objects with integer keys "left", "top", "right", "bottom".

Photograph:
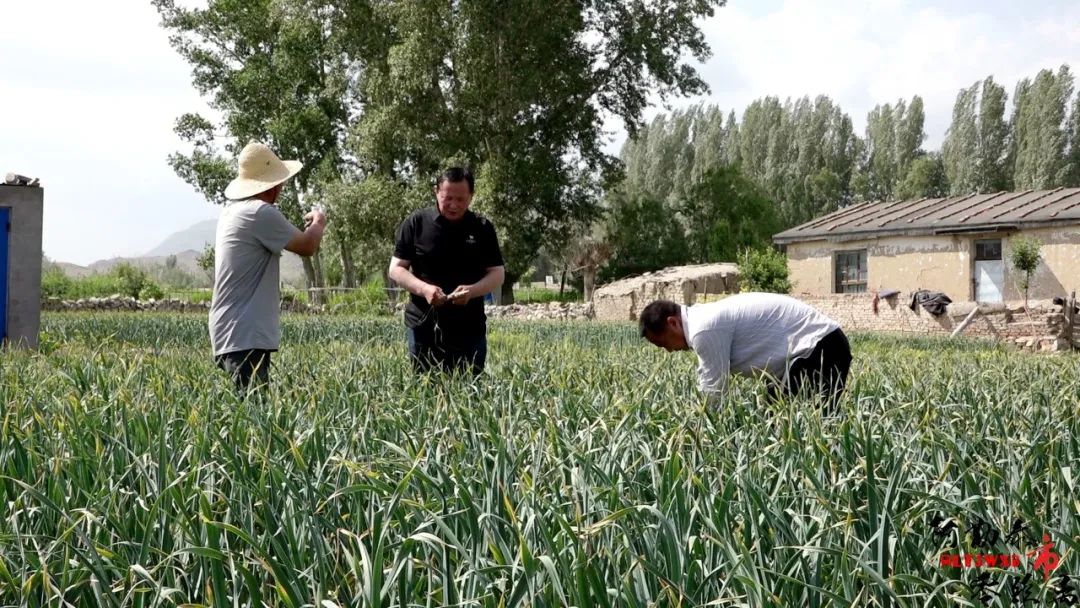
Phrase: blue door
[{"left": 0, "top": 208, "right": 8, "bottom": 340}]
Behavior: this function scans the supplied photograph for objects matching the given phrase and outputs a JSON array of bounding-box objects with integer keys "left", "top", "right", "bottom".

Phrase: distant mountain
[
  {"left": 52, "top": 219, "right": 308, "bottom": 287},
  {"left": 143, "top": 219, "right": 217, "bottom": 257},
  {"left": 88, "top": 250, "right": 204, "bottom": 275},
  {"left": 55, "top": 261, "right": 92, "bottom": 278}
]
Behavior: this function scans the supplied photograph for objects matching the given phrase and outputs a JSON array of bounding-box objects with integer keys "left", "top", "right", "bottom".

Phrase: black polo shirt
[{"left": 393, "top": 208, "right": 504, "bottom": 336}]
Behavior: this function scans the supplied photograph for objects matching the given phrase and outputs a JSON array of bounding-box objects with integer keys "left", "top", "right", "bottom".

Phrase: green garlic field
[{"left": 2, "top": 313, "right": 1078, "bottom": 607}]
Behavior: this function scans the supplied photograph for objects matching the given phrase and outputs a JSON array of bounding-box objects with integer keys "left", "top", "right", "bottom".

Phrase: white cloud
[
  {"left": 0, "top": 0, "right": 217, "bottom": 265},
  {"left": 5, "top": 1, "right": 1080, "bottom": 263}
]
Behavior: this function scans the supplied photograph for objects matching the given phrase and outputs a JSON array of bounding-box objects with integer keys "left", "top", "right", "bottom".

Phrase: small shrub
[
  {"left": 114, "top": 263, "right": 152, "bottom": 299},
  {"left": 73, "top": 274, "right": 123, "bottom": 299},
  {"left": 41, "top": 267, "right": 74, "bottom": 299},
  {"left": 40, "top": 269, "right": 121, "bottom": 300},
  {"left": 281, "top": 289, "right": 310, "bottom": 306},
  {"left": 1009, "top": 236, "right": 1041, "bottom": 306},
  {"left": 326, "top": 278, "right": 391, "bottom": 315},
  {"left": 514, "top": 286, "right": 582, "bottom": 304},
  {"left": 139, "top": 282, "right": 165, "bottom": 301},
  {"left": 184, "top": 290, "right": 214, "bottom": 304},
  {"left": 738, "top": 247, "right": 792, "bottom": 294}
]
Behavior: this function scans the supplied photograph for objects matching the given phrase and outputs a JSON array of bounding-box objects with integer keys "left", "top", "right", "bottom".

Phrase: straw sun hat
[{"left": 224, "top": 141, "right": 303, "bottom": 200}]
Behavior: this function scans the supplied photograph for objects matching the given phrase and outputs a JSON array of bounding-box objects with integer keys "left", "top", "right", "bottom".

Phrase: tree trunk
[
  {"left": 301, "top": 251, "right": 327, "bottom": 304},
  {"left": 341, "top": 244, "right": 357, "bottom": 288},
  {"left": 301, "top": 257, "right": 317, "bottom": 293},
  {"left": 311, "top": 250, "right": 327, "bottom": 304},
  {"left": 583, "top": 266, "right": 596, "bottom": 302},
  {"left": 383, "top": 269, "right": 403, "bottom": 308},
  {"left": 500, "top": 272, "right": 519, "bottom": 305},
  {"left": 559, "top": 268, "right": 567, "bottom": 296},
  {"left": 293, "top": 187, "right": 322, "bottom": 300}
]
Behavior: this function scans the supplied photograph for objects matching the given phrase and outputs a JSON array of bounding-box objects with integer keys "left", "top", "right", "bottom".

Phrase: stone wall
[
  {"left": 594, "top": 263, "right": 740, "bottom": 321},
  {"left": 38, "top": 294, "right": 1077, "bottom": 349},
  {"left": 797, "top": 292, "right": 1075, "bottom": 352},
  {"left": 484, "top": 302, "right": 593, "bottom": 321},
  {"left": 42, "top": 297, "right": 595, "bottom": 321},
  {"left": 41, "top": 297, "right": 321, "bottom": 314}
]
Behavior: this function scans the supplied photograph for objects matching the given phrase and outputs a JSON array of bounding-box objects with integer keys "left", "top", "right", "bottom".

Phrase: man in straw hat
[{"left": 209, "top": 141, "right": 327, "bottom": 394}]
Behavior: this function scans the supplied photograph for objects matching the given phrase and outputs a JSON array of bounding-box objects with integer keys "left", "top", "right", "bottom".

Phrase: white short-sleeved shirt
[
  {"left": 682, "top": 293, "right": 841, "bottom": 395},
  {"left": 209, "top": 200, "right": 300, "bottom": 356}
]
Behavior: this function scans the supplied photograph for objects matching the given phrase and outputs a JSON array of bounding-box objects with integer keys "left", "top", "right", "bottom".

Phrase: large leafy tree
[
  {"left": 942, "top": 84, "right": 978, "bottom": 193},
  {"left": 786, "top": 95, "right": 857, "bottom": 223},
  {"left": 855, "top": 96, "right": 925, "bottom": 202},
  {"left": 353, "top": 0, "right": 725, "bottom": 301},
  {"left": 896, "top": 152, "right": 948, "bottom": 199},
  {"left": 622, "top": 95, "right": 855, "bottom": 228},
  {"left": 943, "top": 77, "right": 1008, "bottom": 194},
  {"left": 738, "top": 96, "right": 786, "bottom": 199},
  {"left": 154, "top": 0, "right": 377, "bottom": 290},
  {"left": 976, "top": 78, "right": 1010, "bottom": 192},
  {"left": 680, "top": 165, "right": 781, "bottom": 264},
  {"left": 1010, "top": 65, "right": 1074, "bottom": 190},
  {"left": 601, "top": 192, "right": 690, "bottom": 282},
  {"left": 1068, "top": 89, "right": 1080, "bottom": 186},
  {"left": 313, "top": 175, "right": 431, "bottom": 286}
]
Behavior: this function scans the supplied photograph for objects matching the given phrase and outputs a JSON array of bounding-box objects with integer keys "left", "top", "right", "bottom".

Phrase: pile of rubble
[
  {"left": 593, "top": 263, "right": 739, "bottom": 321},
  {"left": 484, "top": 302, "right": 594, "bottom": 321}
]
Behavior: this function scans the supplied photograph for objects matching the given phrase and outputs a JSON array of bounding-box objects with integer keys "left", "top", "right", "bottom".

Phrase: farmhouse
[
  {"left": 773, "top": 188, "right": 1080, "bottom": 350},
  {"left": 774, "top": 188, "right": 1080, "bottom": 301}
]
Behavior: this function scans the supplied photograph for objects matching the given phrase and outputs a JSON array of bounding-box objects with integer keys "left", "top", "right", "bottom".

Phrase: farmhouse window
[
  {"left": 834, "top": 250, "right": 868, "bottom": 293},
  {"left": 974, "top": 239, "right": 1002, "bottom": 261}
]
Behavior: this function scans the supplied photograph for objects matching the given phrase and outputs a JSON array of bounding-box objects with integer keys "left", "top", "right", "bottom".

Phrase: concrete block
[{"left": 1, "top": 185, "right": 43, "bottom": 349}]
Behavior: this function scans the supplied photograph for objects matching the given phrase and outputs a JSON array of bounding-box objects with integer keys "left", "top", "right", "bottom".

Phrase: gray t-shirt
[{"left": 209, "top": 200, "right": 300, "bottom": 356}]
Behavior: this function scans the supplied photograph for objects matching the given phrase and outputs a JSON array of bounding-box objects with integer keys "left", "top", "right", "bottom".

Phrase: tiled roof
[{"left": 773, "top": 188, "right": 1080, "bottom": 244}]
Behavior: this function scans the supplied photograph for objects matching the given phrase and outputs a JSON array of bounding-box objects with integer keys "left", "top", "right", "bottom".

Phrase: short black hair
[
  {"left": 436, "top": 167, "right": 474, "bottom": 194},
  {"left": 639, "top": 300, "right": 680, "bottom": 337}
]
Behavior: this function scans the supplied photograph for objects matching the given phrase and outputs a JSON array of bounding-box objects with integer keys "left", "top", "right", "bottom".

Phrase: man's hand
[
  {"left": 303, "top": 208, "right": 328, "bottom": 228},
  {"left": 424, "top": 283, "right": 448, "bottom": 307},
  {"left": 286, "top": 208, "right": 327, "bottom": 256},
  {"left": 448, "top": 285, "right": 473, "bottom": 305}
]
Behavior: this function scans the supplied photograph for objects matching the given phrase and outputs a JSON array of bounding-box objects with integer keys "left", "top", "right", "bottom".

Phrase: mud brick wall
[{"left": 796, "top": 292, "right": 1073, "bottom": 352}]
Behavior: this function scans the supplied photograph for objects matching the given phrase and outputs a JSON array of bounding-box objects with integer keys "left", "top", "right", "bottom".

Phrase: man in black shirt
[{"left": 389, "top": 167, "right": 505, "bottom": 375}]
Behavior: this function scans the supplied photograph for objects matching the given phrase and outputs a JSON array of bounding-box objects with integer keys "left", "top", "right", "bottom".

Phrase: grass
[
  {"left": 512, "top": 285, "right": 583, "bottom": 304},
  {"left": 2, "top": 312, "right": 1079, "bottom": 606},
  {"left": 162, "top": 288, "right": 214, "bottom": 304}
]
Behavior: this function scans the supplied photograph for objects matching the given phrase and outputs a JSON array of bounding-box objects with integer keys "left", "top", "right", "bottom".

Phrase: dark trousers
[
  {"left": 406, "top": 325, "right": 487, "bottom": 377},
  {"left": 215, "top": 349, "right": 272, "bottom": 394},
  {"left": 777, "top": 328, "right": 852, "bottom": 409}
]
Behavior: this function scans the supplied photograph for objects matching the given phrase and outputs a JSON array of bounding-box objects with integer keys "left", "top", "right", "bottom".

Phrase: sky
[{"left": 3, "top": 0, "right": 1080, "bottom": 266}]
